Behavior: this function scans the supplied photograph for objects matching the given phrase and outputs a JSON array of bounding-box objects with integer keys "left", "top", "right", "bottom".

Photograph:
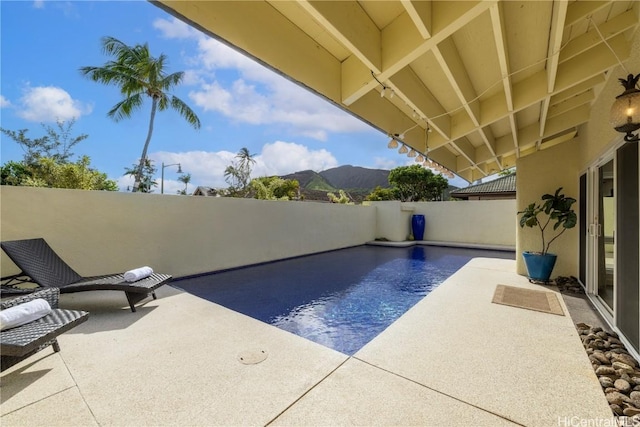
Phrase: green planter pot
[{"left": 522, "top": 252, "right": 557, "bottom": 282}]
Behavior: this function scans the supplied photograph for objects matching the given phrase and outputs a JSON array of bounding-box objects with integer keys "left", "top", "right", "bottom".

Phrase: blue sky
[{"left": 1, "top": 1, "right": 466, "bottom": 193}]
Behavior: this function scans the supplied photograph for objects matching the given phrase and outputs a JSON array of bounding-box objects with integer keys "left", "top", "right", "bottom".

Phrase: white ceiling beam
[
  {"left": 456, "top": 155, "right": 473, "bottom": 173},
  {"left": 564, "top": 1, "right": 610, "bottom": 27},
  {"left": 501, "top": 33, "right": 627, "bottom": 117},
  {"left": 433, "top": 37, "right": 502, "bottom": 171},
  {"left": 475, "top": 144, "right": 496, "bottom": 164},
  {"left": 550, "top": 75, "right": 605, "bottom": 104},
  {"left": 546, "top": 0, "right": 568, "bottom": 94},
  {"left": 540, "top": 130, "right": 577, "bottom": 150},
  {"left": 433, "top": 38, "right": 480, "bottom": 122},
  {"left": 388, "top": 67, "right": 451, "bottom": 137},
  {"left": 538, "top": 0, "right": 568, "bottom": 150},
  {"left": 495, "top": 134, "right": 516, "bottom": 157},
  {"left": 554, "top": 33, "right": 630, "bottom": 92},
  {"left": 516, "top": 103, "right": 590, "bottom": 148},
  {"left": 432, "top": 38, "right": 492, "bottom": 171},
  {"left": 543, "top": 104, "right": 591, "bottom": 137},
  {"left": 158, "top": 1, "right": 343, "bottom": 101},
  {"left": 451, "top": 138, "right": 477, "bottom": 167},
  {"left": 456, "top": 169, "right": 474, "bottom": 183},
  {"left": 501, "top": 154, "right": 517, "bottom": 169},
  {"left": 427, "top": 147, "right": 457, "bottom": 172},
  {"left": 547, "top": 90, "right": 594, "bottom": 119},
  {"left": 560, "top": 10, "right": 638, "bottom": 64},
  {"left": 401, "top": 0, "right": 432, "bottom": 39},
  {"left": 298, "top": 0, "right": 382, "bottom": 73},
  {"left": 489, "top": 2, "right": 516, "bottom": 164},
  {"left": 342, "top": 0, "right": 495, "bottom": 105}
]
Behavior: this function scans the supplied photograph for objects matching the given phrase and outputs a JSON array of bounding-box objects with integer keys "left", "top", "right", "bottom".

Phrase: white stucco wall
[
  {"left": 0, "top": 186, "right": 376, "bottom": 278},
  {"left": 369, "top": 200, "right": 517, "bottom": 246},
  {"left": 1, "top": 187, "right": 518, "bottom": 281},
  {"left": 516, "top": 138, "right": 580, "bottom": 278}
]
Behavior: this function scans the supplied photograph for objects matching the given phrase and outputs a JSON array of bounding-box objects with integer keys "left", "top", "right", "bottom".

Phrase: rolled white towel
[
  {"left": 124, "top": 266, "right": 154, "bottom": 282},
  {"left": 1, "top": 298, "right": 52, "bottom": 331}
]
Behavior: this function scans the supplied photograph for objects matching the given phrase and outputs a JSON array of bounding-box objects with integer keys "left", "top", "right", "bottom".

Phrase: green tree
[
  {"left": 124, "top": 159, "right": 157, "bottom": 193},
  {"left": 387, "top": 164, "right": 449, "bottom": 201},
  {"left": 250, "top": 176, "right": 299, "bottom": 200},
  {"left": 327, "top": 189, "right": 353, "bottom": 204},
  {"left": 177, "top": 173, "right": 191, "bottom": 195},
  {"left": 1, "top": 119, "right": 88, "bottom": 165},
  {"left": 365, "top": 186, "right": 397, "bottom": 201},
  {"left": 224, "top": 147, "right": 256, "bottom": 197},
  {"left": 19, "top": 156, "right": 118, "bottom": 191},
  {"left": 498, "top": 167, "right": 516, "bottom": 177},
  {"left": 80, "top": 36, "right": 201, "bottom": 193},
  {"left": 1, "top": 161, "right": 33, "bottom": 186}
]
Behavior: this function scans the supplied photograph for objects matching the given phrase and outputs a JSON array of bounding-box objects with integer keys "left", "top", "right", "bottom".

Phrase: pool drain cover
[{"left": 238, "top": 349, "right": 268, "bottom": 365}]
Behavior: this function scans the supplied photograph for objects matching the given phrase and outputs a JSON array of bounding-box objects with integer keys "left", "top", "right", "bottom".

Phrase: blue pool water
[{"left": 176, "top": 245, "right": 514, "bottom": 355}]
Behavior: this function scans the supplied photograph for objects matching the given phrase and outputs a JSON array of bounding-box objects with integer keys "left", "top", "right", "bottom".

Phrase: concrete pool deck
[{"left": 1, "top": 258, "right": 613, "bottom": 426}]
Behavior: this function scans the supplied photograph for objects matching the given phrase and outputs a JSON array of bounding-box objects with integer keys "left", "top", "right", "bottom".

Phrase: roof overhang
[{"left": 153, "top": 0, "right": 640, "bottom": 182}]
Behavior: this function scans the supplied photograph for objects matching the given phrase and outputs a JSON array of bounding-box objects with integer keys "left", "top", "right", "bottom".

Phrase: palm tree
[
  {"left": 80, "top": 36, "right": 201, "bottom": 192},
  {"left": 223, "top": 147, "right": 256, "bottom": 197},
  {"left": 177, "top": 173, "right": 191, "bottom": 195},
  {"left": 236, "top": 147, "right": 256, "bottom": 172},
  {"left": 124, "top": 159, "right": 157, "bottom": 193}
]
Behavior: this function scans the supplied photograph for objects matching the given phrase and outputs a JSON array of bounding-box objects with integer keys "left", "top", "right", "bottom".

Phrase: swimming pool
[{"left": 176, "top": 245, "right": 514, "bottom": 355}]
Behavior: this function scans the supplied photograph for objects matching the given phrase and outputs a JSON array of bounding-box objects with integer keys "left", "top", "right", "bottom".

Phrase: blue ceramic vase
[{"left": 411, "top": 214, "right": 426, "bottom": 241}]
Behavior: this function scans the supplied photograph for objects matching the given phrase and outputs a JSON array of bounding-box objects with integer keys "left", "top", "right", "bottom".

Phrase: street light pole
[{"left": 161, "top": 162, "right": 182, "bottom": 194}]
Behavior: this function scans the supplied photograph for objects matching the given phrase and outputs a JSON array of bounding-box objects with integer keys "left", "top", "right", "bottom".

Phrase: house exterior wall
[
  {"left": 516, "top": 138, "right": 581, "bottom": 278},
  {"left": 515, "top": 27, "right": 640, "bottom": 355},
  {"left": 580, "top": 30, "right": 640, "bottom": 172}
]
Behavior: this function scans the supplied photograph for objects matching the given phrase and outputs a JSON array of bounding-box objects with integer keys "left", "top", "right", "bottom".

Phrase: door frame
[{"left": 585, "top": 148, "right": 618, "bottom": 323}]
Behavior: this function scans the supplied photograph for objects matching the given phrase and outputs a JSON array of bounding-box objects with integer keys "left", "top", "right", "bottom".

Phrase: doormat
[{"left": 492, "top": 285, "right": 564, "bottom": 316}]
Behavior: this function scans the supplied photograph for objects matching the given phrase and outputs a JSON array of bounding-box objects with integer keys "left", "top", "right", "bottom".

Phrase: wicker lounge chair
[
  {"left": 1, "top": 238, "right": 172, "bottom": 312},
  {"left": 1, "top": 288, "right": 89, "bottom": 372}
]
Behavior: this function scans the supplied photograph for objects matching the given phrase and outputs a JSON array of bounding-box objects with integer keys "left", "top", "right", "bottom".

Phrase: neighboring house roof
[
  {"left": 193, "top": 186, "right": 219, "bottom": 197},
  {"left": 450, "top": 174, "right": 516, "bottom": 199}
]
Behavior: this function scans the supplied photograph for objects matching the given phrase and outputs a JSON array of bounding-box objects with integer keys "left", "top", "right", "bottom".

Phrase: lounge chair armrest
[{"left": 1, "top": 288, "right": 60, "bottom": 310}]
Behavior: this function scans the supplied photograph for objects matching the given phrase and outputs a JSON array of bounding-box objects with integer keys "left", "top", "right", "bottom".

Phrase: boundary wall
[
  {"left": 369, "top": 200, "right": 516, "bottom": 247},
  {"left": 1, "top": 187, "right": 516, "bottom": 279}
]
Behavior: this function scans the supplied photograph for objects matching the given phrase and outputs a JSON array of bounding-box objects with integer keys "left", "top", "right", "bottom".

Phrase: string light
[{"left": 398, "top": 145, "right": 409, "bottom": 154}]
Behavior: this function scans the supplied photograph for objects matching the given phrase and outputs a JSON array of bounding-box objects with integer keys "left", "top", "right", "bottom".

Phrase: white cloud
[
  {"left": 33, "top": 1, "right": 44, "bottom": 9},
  {"left": 116, "top": 175, "right": 135, "bottom": 192},
  {"left": 155, "top": 17, "right": 369, "bottom": 140},
  {"left": 16, "top": 86, "right": 92, "bottom": 122},
  {"left": 0, "top": 95, "right": 11, "bottom": 108},
  {"left": 153, "top": 17, "right": 200, "bottom": 40},
  {"left": 148, "top": 141, "right": 337, "bottom": 190},
  {"left": 189, "top": 78, "right": 368, "bottom": 140},
  {"left": 254, "top": 141, "right": 337, "bottom": 176},
  {"left": 373, "top": 157, "right": 399, "bottom": 170}
]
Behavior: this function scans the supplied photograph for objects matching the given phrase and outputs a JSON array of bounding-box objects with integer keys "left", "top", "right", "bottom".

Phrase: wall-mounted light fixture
[{"left": 610, "top": 73, "right": 640, "bottom": 143}]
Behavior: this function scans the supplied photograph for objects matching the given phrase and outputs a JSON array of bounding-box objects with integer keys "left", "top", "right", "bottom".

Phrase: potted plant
[{"left": 517, "top": 187, "right": 577, "bottom": 282}]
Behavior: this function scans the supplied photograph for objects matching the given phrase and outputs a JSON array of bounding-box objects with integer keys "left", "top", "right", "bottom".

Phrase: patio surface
[{"left": 1, "top": 257, "right": 613, "bottom": 426}]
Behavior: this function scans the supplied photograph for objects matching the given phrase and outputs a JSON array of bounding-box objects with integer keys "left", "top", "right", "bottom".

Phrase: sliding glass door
[{"left": 596, "top": 159, "right": 615, "bottom": 311}]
